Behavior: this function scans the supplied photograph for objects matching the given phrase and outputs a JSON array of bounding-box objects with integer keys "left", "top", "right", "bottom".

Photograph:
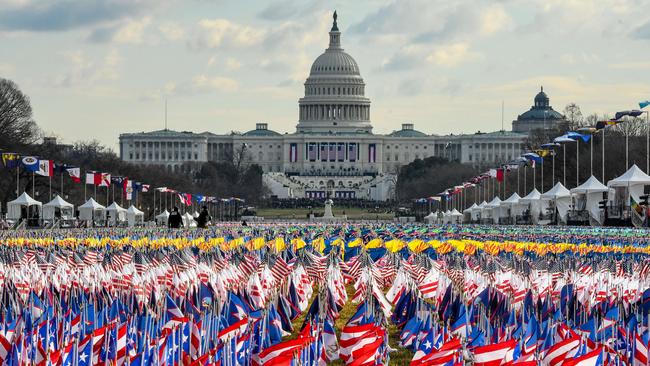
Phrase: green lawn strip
[{"left": 286, "top": 284, "right": 414, "bottom": 365}]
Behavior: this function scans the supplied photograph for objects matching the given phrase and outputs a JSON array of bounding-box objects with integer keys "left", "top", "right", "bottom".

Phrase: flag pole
[
  {"left": 49, "top": 176, "right": 52, "bottom": 201},
  {"left": 60, "top": 170, "right": 64, "bottom": 198},
  {"left": 602, "top": 128, "right": 605, "bottom": 182},
  {"left": 32, "top": 172, "right": 35, "bottom": 198},
  {"left": 16, "top": 165, "right": 19, "bottom": 198},
  {"left": 576, "top": 139, "right": 579, "bottom": 187},
  {"left": 540, "top": 157, "right": 544, "bottom": 192},
  {"left": 563, "top": 144, "right": 566, "bottom": 187},
  {"left": 590, "top": 132, "right": 593, "bottom": 176},
  {"left": 552, "top": 151, "right": 555, "bottom": 186}
]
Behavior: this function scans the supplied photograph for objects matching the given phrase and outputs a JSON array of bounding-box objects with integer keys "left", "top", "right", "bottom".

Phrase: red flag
[{"left": 496, "top": 168, "right": 504, "bottom": 182}]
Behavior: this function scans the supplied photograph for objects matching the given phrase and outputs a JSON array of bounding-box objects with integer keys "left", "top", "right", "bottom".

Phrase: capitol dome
[
  {"left": 296, "top": 11, "right": 372, "bottom": 134},
  {"left": 309, "top": 51, "right": 360, "bottom": 76}
]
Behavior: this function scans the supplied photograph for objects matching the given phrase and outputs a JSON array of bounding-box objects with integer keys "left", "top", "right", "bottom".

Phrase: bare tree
[
  {"left": 0, "top": 78, "right": 39, "bottom": 149},
  {"left": 563, "top": 103, "right": 584, "bottom": 130}
]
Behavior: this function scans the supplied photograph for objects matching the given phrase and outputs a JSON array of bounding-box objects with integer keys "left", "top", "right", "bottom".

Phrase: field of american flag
[{"left": 2, "top": 224, "right": 650, "bottom": 365}]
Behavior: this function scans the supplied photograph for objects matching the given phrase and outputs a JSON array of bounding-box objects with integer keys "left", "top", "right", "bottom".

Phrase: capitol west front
[{"left": 119, "top": 13, "right": 534, "bottom": 201}]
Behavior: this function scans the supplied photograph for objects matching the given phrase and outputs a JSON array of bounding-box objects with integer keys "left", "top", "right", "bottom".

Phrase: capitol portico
[{"left": 119, "top": 12, "right": 560, "bottom": 201}]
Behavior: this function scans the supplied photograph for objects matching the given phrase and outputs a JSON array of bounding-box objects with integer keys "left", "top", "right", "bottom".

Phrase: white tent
[
  {"left": 450, "top": 208, "right": 463, "bottom": 224},
  {"left": 424, "top": 212, "right": 436, "bottom": 224},
  {"left": 471, "top": 201, "right": 487, "bottom": 222},
  {"left": 442, "top": 210, "right": 451, "bottom": 224},
  {"left": 519, "top": 189, "right": 544, "bottom": 224},
  {"left": 607, "top": 164, "right": 650, "bottom": 224},
  {"left": 126, "top": 205, "right": 145, "bottom": 227},
  {"left": 463, "top": 203, "right": 478, "bottom": 223},
  {"left": 43, "top": 195, "right": 74, "bottom": 220},
  {"left": 106, "top": 202, "right": 127, "bottom": 226},
  {"left": 155, "top": 210, "right": 170, "bottom": 226},
  {"left": 541, "top": 182, "right": 571, "bottom": 224},
  {"left": 7, "top": 192, "right": 42, "bottom": 221},
  {"left": 78, "top": 198, "right": 106, "bottom": 223},
  {"left": 183, "top": 212, "right": 196, "bottom": 228},
  {"left": 483, "top": 197, "right": 501, "bottom": 224},
  {"left": 498, "top": 193, "right": 522, "bottom": 224},
  {"left": 570, "top": 175, "right": 608, "bottom": 225},
  {"left": 192, "top": 211, "right": 200, "bottom": 218}
]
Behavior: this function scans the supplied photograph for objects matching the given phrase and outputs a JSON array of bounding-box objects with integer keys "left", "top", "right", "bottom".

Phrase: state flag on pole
[
  {"left": 496, "top": 168, "right": 504, "bottom": 182},
  {"left": 36, "top": 159, "right": 54, "bottom": 177},
  {"left": 22, "top": 156, "right": 39, "bottom": 172},
  {"left": 123, "top": 179, "right": 133, "bottom": 200},
  {"left": 66, "top": 167, "right": 81, "bottom": 183},
  {"left": 98, "top": 173, "right": 111, "bottom": 187}
]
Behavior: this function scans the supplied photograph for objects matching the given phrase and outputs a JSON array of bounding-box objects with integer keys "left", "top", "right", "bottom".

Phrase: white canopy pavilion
[
  {"left": 463, "top": 203, "right": 478, "bottom": 223},
  {"left": 7, "top": 192, "right": 42, "bottom": 222},
  {"left": 471, "top": 201, "right": 487, "bottom": 223},
  {"left": 78, "top": 198, "right": 106, "bottom": 224},
  {"left": 519, "top": 189, "right": 544, "bottom": 224},
  {"left": 450, "top": 208, "right": 463, "bottom": 224},
  {"left": 155, "top": 210, "right": 170, "bottom": 226},
  {"left": 106, "top": 202, "right": 127, "bottom": 226},
  {"left": 541, "top": 182, "right": 571, "bottom": 224},
  {"left": 483, "top": 197, "right": 502, "bottom": 224},
  {"left": 126, "top": 205, "right": 145, "bottom": 227},
  {"left": 570, "top": 175, "right": 608, "bottom": 225},
  {"left": 183, "top": 212, "right": 196, "bottom": 228},
  {"left": 607, "top": 164, "right": 650, "bottom": 225},
  {"left": 43, "top": 195, "right": 74, "bottom": 220},
  {"left": 498, "top": 193, "right": 522, "bottom": 224}
]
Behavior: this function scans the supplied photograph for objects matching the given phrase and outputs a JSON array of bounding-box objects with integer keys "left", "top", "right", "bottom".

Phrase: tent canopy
[
  {"left": 520, "top": 188, "right": 541, "bottom": 202},
  {"left": 486, "top": 197, "right": 502, "bottom": 207},
  {"left": 424, "top": 212, "right": 435, "bottom": 218},
  {"left": 502, "top": 193, "right": 522, "bottom": 205},
  {"left": 608, "top": 164, "right": 650, "bottom": 187},
  {"left": 44, "top": 195, "right": 73, "bottom": 208},
  {"left": 571, "top": 175, "right": 608, "bottom": 194},
  {"left": 464, "top": 203, "right": 478, "bottom": 213},
  {"left": 79, "top": 198, "right": 105, "bottom": 210},
  {"left": 127, "top": 205, "right": 144, "bottom": 215},
  {"left": 450, "top": 208, "right": 462, "bottom": 216},
  {"left": 106, "top": 202, "right": 127, "bottom": 212},
  {"left": 9, "top": 192, "right": 42, "bottom": 207},
  {"left": 542, "top": 182, "right": 571, "bottom": 199}
]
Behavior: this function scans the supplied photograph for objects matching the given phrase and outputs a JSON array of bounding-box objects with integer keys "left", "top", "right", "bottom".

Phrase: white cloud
[
  {"left": 479, "top": 4, "right": 511, "bottom": 36},
  {"left": 51, "top": 49, "right": 122, "bottom": 87},
  {"left": 192, "top": 75, "right": 239, "bottom": 92},
  {"left": 426, "top": 43, "right": 481, "bottom": 67},
  {"left": 193, "top": 19, "right": 265, "bottom": 49},
  {"left": 158, "top": 21, "right": 184, "bottom": 41},
  {"left": 225, "top": 57, "right": 242, "bottom": 70},
  {"left": 112, "top": 17, "right": 151, "bottom": 44}
]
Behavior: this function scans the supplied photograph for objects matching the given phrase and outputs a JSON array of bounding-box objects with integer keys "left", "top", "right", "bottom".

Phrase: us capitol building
[{"left": 119, "top": 12, "right": 564, "bottom": 201}]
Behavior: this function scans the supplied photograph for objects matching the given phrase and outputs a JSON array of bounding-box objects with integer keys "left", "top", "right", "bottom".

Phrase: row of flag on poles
[
  {"left": 435, "top": 103, "right": 650, "bottom": 201},
  {"left": 0, "top": 152, "right": 240, "bottom": 205}
]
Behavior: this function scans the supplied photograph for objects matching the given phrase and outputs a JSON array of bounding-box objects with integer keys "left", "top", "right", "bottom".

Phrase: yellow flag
[
  {"left": 347, "top": 238, "right": 362, "bottom": 248},
  {"left": 291, "top": 238, "right": 306, "bottom": 249},
  {"left": 273, "top": 237, "right": 286, "bottom": 252},
  {"left": 407, "top": 239, "right": 428, "bottom": 253},
  {"left": 385, "top": 239, "right": 405, "bottom": 253},
  {"left": 251, "top": 237, "right": 266, "bottom": 250},
  {"left": 365, "top": 238, "right": 383, "bottom": 249},
  {"left": 312, "top": 237, "right": 325, "bottom": 253}
]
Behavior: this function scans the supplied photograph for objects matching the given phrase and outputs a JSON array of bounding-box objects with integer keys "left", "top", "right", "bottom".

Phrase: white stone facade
[{"left": 119, "top": 13, "right": 528, "bottom": 200}]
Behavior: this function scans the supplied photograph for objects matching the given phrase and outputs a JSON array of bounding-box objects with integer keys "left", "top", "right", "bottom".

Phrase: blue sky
[{"left": 1, "top": 0, "right": 649, "bottom": 150}]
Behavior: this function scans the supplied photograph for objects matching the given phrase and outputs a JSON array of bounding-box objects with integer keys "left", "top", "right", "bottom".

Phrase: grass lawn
[
  {"left": 289, "top": 285, "right": 414, "bottom": 365},
  {"left": 256, "top": 207, "right": 394, "bottom": 221}
]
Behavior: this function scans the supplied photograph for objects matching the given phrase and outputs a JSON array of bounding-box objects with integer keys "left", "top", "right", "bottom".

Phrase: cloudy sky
[{"left": 1, "top": 0, "right": 649, "bottom": 150}]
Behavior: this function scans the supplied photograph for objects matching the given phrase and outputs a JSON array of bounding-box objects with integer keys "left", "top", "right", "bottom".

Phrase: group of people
[{"left": 167, "top": 205, "right": 212, "bottom": 228}]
